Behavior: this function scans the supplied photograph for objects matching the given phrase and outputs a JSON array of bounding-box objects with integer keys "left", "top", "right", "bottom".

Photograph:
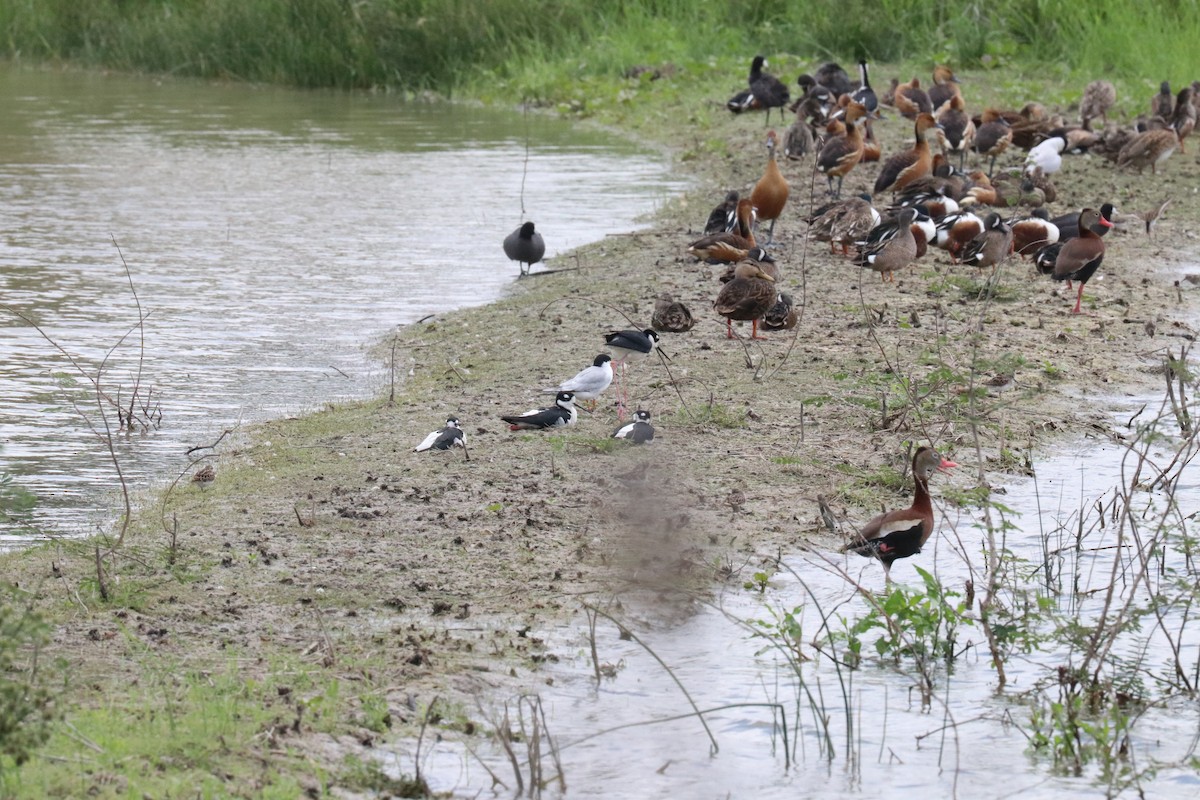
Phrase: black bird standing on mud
[
  {"left": 727, "top": 55, "right": 790, "bottom": 124},
  {"left": 503, "top": 221, "right": 545, "bottom": 276}
]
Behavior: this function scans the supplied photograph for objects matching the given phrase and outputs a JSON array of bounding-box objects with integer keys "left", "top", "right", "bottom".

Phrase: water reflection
[{"left": 0, "top": 66, "right": 689, "bottom": 544}]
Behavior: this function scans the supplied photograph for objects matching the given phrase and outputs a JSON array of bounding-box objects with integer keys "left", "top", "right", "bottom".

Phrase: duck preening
[
  {"left": 841, "top": 446, "right": 958, "bottom": 583},
  {"left": 704, "top": 190, "right": 739, "bottom": 234},
  {"left": 1080, "top": 80, "right": 1116, "bottom": 130},
  {"left": 960, "top": 212, "right": 1013, "bottom": 274},
  {"left": 501, "top": 392, "right": 577, "bottom": 431},
  {"left": 503, "top": 221, "right": 546, "bottom": 276}
]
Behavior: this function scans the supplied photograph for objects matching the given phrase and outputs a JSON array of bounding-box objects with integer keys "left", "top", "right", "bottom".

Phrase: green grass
[{"left": 1, "top": 0, "right": 1197, "bottom": 108}]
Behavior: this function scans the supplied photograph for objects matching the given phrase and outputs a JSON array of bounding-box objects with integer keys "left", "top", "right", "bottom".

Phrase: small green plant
[
  {"left": 0, "top": 587, "right": 59, "bottom": 767},
  {"left": 744, "top": 571, "right": 770, "bottom": 594}
]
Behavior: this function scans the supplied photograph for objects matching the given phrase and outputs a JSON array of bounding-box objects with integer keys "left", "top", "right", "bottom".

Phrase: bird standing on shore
[
  {"left": 503, "top": 222, "right": 545, "bottom": 276},
  {"left": 604, "top": 328, "right": 664, "bottom": 417},
  {"left": 1051, "top": 206, "right": 1113, "bottom": 314},
  {"left": 543, "top": 354, "right": 613, "bottom": 411},
  {"left": 841, "top": 446, "right": 958, "bottom": 583},
  {"left": 750, "top": 130, "right": 789, "bottom": 244}
]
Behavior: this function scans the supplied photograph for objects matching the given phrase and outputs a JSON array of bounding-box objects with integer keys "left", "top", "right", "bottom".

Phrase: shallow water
[
  {"left": 391, "top": 394, "right": 1200, "bottom": 799},
  {"left": 0, "top": 66, "right": 689, "bottom": 546}
]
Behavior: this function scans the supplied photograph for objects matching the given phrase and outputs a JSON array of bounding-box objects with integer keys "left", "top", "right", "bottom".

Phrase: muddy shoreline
[{"left": 7, "top": 89, "right": 1200, "bottom": 790}]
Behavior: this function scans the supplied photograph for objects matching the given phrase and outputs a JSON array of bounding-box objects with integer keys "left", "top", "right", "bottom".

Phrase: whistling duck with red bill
[
  {"left": 842, "top": 446, "right": 958, "bottom": 582},
  {"left": 1052, "top": 206, "right": 1114, "bottom": 313}
]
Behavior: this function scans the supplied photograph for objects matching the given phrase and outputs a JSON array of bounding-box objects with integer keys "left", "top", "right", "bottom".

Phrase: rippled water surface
[{"left": 0, "top": 66, "right": 689, "bottom": 544}]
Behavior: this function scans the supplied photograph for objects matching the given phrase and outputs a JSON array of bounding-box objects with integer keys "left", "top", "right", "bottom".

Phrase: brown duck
[
  {"left": 688, "top": 198, "right": 756, "bottom": 261},
  {"left": 936, "top": 93, "right": 975, "bottom": 171},
  {"left": 816, "top": 101, "right": 868, "bottom": 198},
  {"left": 750, "top": 130, "right": 789, "bottom": 244},
  {"left": 874, "top": 113, "right": 939, "bottom": 196},
  {"left": 927, "top": 65, "right": 962, "bottom": 112},
  {"left": 1052, "top": 206, "right": 1114, "bottom": 313},
  {"left": 853, "top": 208, "right": 918, "bottom": 282},
  {"left": 973, "top": 108, "right": 1013, "bottom": 177},
  {"left": 959, "top": 212, "right": 1013, "bottom": 275},
  {"left": 714, "top": 260, "right": 777, "bottom": 339}
]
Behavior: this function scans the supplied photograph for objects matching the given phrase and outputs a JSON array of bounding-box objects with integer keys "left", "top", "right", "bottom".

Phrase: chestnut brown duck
[
  {"left": 841, "top": 446, "right": 958, "bottom": 583},
  {"left": 1051, "top": 206, "right": 1114, "bottom": 314}
]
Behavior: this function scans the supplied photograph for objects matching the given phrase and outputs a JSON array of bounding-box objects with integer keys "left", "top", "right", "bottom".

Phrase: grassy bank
[{"left": 2, "top": 0, "right": 1198, "bottom": 101}]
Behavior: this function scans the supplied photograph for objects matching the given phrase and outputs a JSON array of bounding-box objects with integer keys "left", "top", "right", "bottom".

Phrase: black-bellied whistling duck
[
  {"left": 1117, "top": 126, "right": 1179, "bottom": 173},
  {"left": 1151, "top": 81, "right": 1174, "bottom": 119},
  {"left": 1052, "top": 207, "right": 1114, "bottom": 313},
  {"left": 728, "top": 55, "right": 790, "bottom": 124},
  {"left": 960, "top": 212, "right": 1013, "bottom": 275},
  {"left": 874, "top": 113, "right": 939, "bottom": 196},
  {"left": 936, "top": 93, "right": 975, "bottom": 171},
  {"left": 704, "top": 190, "right": 739, "bottom": 234},
  {"left": 817, "top": 101, "right": 868, "bottom": 198},
  {"left": 714, "top": 260, "right": 777, "bottom": 339},
  {"left": 503, "top": 221, "right": 546, "bottom": 276},
  {"left": 854, "top": 208, "right": 917, "bottom": 282},
  {"left": 688, "top": 199, "right": 756, "bottom": 262},
  {"left": 1080, "top": 80, "right": 1116, "bottom": 130},
  {"left": 806, "top": 194, "right": 880, "bottom": 255},
  {"left": 927, "top": 65, "right": 961, "bottom": 112},
  {"left": 1050, "top": 202, "right": 1115, "bottom": 241},
  {"left": 850, "top": 61, "right": 878, "bottom": 112},
  {"left": 750, "top": 130, "right": 789, "bottom": 244},
  {"left": 1011, "top": 208, "right": 1060, "bottom": 257},
  {"left": 894, "top": 77, "right": 933, "bottom": 119},
  {"left": 841, "top": 446, "right": 958, "bottom": 583},
  {"left": 973, "top": 108, "right": 1012, "bottom": 177},
  {"left": 1172, "top": 86, "right": 1195, "bottom": 153}
]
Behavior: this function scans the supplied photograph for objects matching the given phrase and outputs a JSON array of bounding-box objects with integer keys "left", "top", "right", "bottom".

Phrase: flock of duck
[{"left": 428, "top": 57, "right": 1195, "bottom": 582}]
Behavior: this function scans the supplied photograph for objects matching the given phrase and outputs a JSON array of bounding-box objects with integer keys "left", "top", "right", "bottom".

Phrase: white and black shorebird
[
  {"left": 413, "top": 417, "right": 469, "bottom": 459},
  {"left": 503, "top": 221, "right": 545, "bottom": 276},
  {"left": 603, "top": 328, "right": 665, "bottom": 417},
  {"left": 543, "top": 354, "right": 613, "bottom": 410},
  {"left": 612, "top": 410, "right": 655, "bottom": 444},
  {"left": 501, "top": 391, "right": 577, "bottom": 431}
]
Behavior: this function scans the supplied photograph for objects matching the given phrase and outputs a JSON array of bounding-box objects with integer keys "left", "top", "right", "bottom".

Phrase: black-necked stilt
[
  {"left": 612, "top": 410, "right": 655, "bottom": 444},
  {"left": 414, "top": 417, "right": 468, "bottom": 458},
  {"left": 603, "top": 328, "right": 664, "bottom": 418},
  {"left": 501, "top": 391, "right": 577, "bottom": 431}
]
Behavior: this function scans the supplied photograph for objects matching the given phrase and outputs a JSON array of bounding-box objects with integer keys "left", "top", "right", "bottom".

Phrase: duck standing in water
[
  {"left": 503, "top": 221, "right": 545, "bottom": 276},
  {"left": 841, "top": 446, "right": 958, "bottom": 583}
]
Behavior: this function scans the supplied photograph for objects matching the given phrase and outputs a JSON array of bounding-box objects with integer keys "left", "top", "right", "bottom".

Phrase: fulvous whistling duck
[
  {"left": 873, "top": 113, "right": 939, "bottom": 196},
  {"left": 936, "top": 93, "right": 976, "bottom": 171},
  {"left": 959, "top": 212, "right": 1013, "bottom": 275},
  {"left": 893, "top": 77, "right": 933, "bottom": 119},
  {"left": 750, "top": 130, "right": 790, "bottom": 244},
  {"left": 1051, "top": 207, "right": 1114, "bottom": 314},
  {"left": 854, "top": 208, "right": 918, "bottom": 282},
  {"left": 704, "top": 190, "right": 739, "bottom": 234},
  {"left": 503, "top": 221, "right": 546, "bottom": 276},
  {"left": 1151, "top": 81, "right": 1173, "bottom": 119},
  {"left": 927, "top": 65, "right": 961, "bottom": 112},
  {"left": 1117, "top": 127, "right": 1179, "bottom": 174},
  {"left": 841, "top": 446, "right": 958, "bottom": 583},
  {"left": 1080, "top": 80, "right": 1116, "bottom": 131},
  {"left": 688, "top": 199, "right": 756, "bottom": 262},
  {"left": 728, "top": 56, "right": 790, "bottom": 124},
  {"left": 817, "top": 101, "right": 868, "bottom": 198},
  {"left": 1011, "top": 208, "right": 1060, "bottom": 257},
  {"left": 972, "top": 108, "right": 1012, "bottom": 177},
  {"left": 714, "top": 260, "right": 777, "bottom": 339}
]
